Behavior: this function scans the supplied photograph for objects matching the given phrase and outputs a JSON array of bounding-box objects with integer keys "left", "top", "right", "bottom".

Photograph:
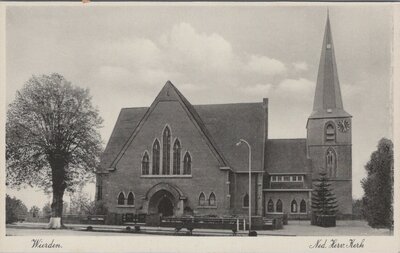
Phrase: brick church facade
[{"left": 95, "top": 15, "right": 352, "bottom": 222}]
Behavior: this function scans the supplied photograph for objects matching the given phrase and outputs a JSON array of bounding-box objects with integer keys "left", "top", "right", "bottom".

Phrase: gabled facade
[{"left": 96, "top": 15, "right": 352, "bottom": 223}]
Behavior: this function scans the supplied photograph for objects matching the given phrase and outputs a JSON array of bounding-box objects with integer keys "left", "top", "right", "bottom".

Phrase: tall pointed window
[
  {"left": 173, "top": 139, "right": 181, "bottom": 175},
  {"left": 326, "top": 147, "right": 337, "bottom": 178},
  {"left": 267, "top": 199, "right": 274, "bottom": 213},
  {"left": 127, "top": 192, "right": 134, "bottom": 205},
  {"left": 300, "top": 199, "right": 307, "bottom": 213},
  {"left": 183, "top": 152, "right": 191, "bottom": 175},
  {"left": 325, "top": 122, "right": 336, "bottom": 141},
  {"left": 209, "top": 192, "right": 216, "bottom": 206},
  {"left": 142, "top": 152, "right": 149, "bottom": 175},
  {"left": 291, "top": 200, "right": 298, "bottom": 213},
  {"left": 117, "top": 192, "right": 125, "bottom": 205},
  {"left": 199, "top": 192, "right": 206, "bottom": 206},
  {"left": 96, "top": 185, "right": 102, "bottom": 201},
  {"left": 96, "top": 177, "right": 102, "bottom": 201},
  {"left": 243, "top": 193, "right": 249, "bottom": 208},
  {"left": 162, "top": 127, "right": 171, "bottom": 175},
  {"left": 276, "top": 199, "right": 283, "bottom": 213},
  {"left": 152, "top": 139, "right": 160, "bottom": 175}
]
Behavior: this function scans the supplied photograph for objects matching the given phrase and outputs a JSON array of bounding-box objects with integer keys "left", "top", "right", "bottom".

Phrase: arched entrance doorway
[
  {"left": 145, "top": 183, "right": 186, "bottom": 217},
  {"left": 158, "top": 196, "right": 174, "bottom": 217},
  {"left": 148, "top": 189, "right": 176, "bottom": 217}
]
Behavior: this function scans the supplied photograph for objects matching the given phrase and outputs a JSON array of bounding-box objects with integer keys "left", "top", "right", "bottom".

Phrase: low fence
[
  {"left": 25, "top": 214, "right": 107, "bottom": 225},
  {"left": 158, "top": 216, "right": 283, "bottom": 231},
  {"left": 23, "top": 213, "right": 287, "bottom": 230}
]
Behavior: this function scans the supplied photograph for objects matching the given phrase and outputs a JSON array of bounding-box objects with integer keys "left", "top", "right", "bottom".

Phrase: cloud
[
  {"left": 96, "top": 66, "right": 132, "bottom": 82},
  {"left": 270, "top": 78, "right": 315, "bottom": 104},
  {"left": 85, "top": 21, "right": 320, "bottom": 110},
  {"left": 89, "top": 22, "right": 292, "bottom": 93},
  {"left": 160, "top": 22, "right": 234, "bottom": 73},
  {"left": 241, "top": 83, "right": 273, "bottom": 96},
  {"left": 94, "top": 38, "right": 161, "bottom": 68},
  {"left": 293, "top": 61, "right": 308, "bottom": 72},
  {"left": 275, "top": 78, "right": 314, "bottom": 94},
  {"left": 244, "top": 55, "right": 287, "bottom": 76}
]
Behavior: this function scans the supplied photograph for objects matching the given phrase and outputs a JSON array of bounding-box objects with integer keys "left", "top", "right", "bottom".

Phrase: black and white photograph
[{"left": 1, "top": 2, "right": 398, "bottom": 253}]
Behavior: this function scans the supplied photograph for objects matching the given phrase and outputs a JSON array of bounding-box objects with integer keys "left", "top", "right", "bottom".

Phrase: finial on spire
[{"left": 327, "top": 7, "right": 330, "bottom": 18}]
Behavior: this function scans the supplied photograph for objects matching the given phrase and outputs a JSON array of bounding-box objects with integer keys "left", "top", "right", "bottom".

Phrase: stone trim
[
  {"left": 263, "top": 189, "right": 313, "bottom": 192},
  {"left": 197, "top": 205, "right": 217, "bottom": 209},
  {"left": 116, "top": 205, "right": 135, "bottom": 208},
  {"left": 140, "top": 175, "right": 192, "bottom": 178}
]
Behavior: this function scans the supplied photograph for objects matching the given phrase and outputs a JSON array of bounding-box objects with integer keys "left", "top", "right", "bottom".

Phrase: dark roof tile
[
  {"left": 99, "top": 102, "right": 266, "bottom": 172},
  {"left": 266, "top": 139, "right": 311, "bottom": 174}
]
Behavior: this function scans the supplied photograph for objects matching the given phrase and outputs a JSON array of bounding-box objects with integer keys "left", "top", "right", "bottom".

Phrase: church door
[{"left": 158, "top": 196, "right": 174, "bottom": 217}]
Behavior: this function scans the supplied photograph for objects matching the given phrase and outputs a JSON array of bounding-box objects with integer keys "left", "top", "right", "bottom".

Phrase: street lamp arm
[{"left": 237, "top": 139, "right": 251, "bottom": 149}]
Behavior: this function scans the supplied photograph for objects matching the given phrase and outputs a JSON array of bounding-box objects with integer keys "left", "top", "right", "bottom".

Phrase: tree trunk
[
  {"left": 47, "top": 187, "right": 65, "bottom": 229},
  {"left": 47, "top": 153, "right": 67, "bottom": 229}
]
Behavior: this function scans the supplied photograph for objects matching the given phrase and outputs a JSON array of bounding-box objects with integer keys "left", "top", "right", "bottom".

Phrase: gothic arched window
[
  {"left": 117, "top": 192, "right": 125, "bottom": 205},
  {"left": 291, "top": 200, "right": 298, "bottom": 213},
  {"left": 183, "top": 152, "right": 191, "bottom": 175},
  {"left": 267, "top": 199, "right": 274, "bottom": 213},
  {"left": 209, "top": 192, "right": 216, "bottom": 206},
  {"left": 173, "top": 139, "right": 181, "bottom": 175},
  {"left": 326, "top": 147, "right": 337, "bottom": 178},
  {"left": 300, "top": 199, "right": 307, "bottom": 213},
  {"left": 162, "top": 127, "right": 171, "bottom": 175},
  {"left": 243, "top": 193, "right": 249, "bottom": 208},
  {"left": 199, "top": 192, "right": 206, "bottom": 206},
  {"left": 325, "top": 122, "right": 336, "bottom": 141},
  {"left": 276, "top": 199, "right": 283, "bottom": 213},
  {"left": 142, "top": 152, "right": 149, "bottom": 175},
  {"left": 127, "top": 192, "right": 134, "bottom": 205},
  {"left": 152, "top": 139, "right": 160, "bottom": 174}
]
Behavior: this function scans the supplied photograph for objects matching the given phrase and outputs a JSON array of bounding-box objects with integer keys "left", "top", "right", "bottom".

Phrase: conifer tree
[{"left": 312, "top": 172, "right": 338, "bottom": 215}]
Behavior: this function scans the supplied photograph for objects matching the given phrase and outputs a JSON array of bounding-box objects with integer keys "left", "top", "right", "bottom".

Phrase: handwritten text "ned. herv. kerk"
[{"left": 310, "top": 239, "right": 365, "bottom": 249}]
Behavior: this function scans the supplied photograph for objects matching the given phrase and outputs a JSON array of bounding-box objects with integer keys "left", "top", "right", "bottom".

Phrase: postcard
[{"left": 0, "top": 2, "right": 398, "bottom": 253}]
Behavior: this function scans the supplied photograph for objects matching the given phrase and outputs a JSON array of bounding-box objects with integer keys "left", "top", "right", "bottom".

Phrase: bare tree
[
  {"left": 69, "top": 187, "right": 108, "bottom": 215},
  {"left": 6, "top": 73, "right": 103, "bottom": 228}
]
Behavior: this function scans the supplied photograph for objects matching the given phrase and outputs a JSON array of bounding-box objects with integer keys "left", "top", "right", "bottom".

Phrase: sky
[{"left": 5, "top": 4, "right": 393, "bottom": 209}]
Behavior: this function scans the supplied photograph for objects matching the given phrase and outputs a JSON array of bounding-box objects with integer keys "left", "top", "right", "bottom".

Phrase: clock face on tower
[{"left": 337, "top": 119, "right": 351, "bottom": 133}]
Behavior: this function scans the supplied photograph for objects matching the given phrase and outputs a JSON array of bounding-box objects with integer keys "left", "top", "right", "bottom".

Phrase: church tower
[{"left": 306, "top": 13, "right": 352, "bottom": 216}]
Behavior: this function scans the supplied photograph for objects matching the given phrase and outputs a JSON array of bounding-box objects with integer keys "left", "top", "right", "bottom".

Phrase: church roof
[
  {"left": 195, "top": 102, "right": 265, "bottom": 172},
  {"left": 310, "top": 14, "right": 351, "bottom": 119},
  {"left": 265, "top": 139, "right": 311, "bottom": 174},
  {"left": 99, "top": 107, "right": 147, "bottom": 170},
  {"left": 99, "top": 83, "right": 266, "bottom": 172},
  {"left": 105, "top": 81, "right": 229, "bottom": 169}
]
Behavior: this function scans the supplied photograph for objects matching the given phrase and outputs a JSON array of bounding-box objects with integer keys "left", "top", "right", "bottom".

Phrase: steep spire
[{"left": 310, "top": 13, "right": 350, "bottom": 119}]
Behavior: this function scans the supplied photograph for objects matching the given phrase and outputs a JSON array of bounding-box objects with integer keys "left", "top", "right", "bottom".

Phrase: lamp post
[{"left": 236, "top": 139, "right": 253, "bottom": 235}]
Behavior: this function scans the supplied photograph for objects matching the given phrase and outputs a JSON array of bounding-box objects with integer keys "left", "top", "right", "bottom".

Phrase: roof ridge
[
  {"left": 194, "top": 102, "right": 263, "bottom": 106},
  {"left": 268, "top": 138, "right": 306, "bottom": 140},
  {"left": 119, "top": 102, "right": 264, "bottom": 110},
  {"left": 171, "top": 82, "right": 229, "bottom": 167},
  {"left": 120, "top": 106, "right": 149, "bottom": 110}
]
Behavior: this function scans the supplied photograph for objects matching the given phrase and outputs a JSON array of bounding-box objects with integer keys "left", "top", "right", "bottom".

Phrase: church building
[{"left": 95, "top": 15, "right": 352, "bottom": 223}]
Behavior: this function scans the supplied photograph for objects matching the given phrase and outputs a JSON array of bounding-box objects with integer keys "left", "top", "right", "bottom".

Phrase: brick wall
[
  {"left": 307, "top": 117, "right": 352, "bottom": 215},
  {"left": 263, "top": 191, "right": 311, "bottom": 220},
  {"left": 232, "top": 173, "right": 258, "bottom": 216},
  {"left": 101, "top": 100, "right": 230, "bottom": 217}
]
